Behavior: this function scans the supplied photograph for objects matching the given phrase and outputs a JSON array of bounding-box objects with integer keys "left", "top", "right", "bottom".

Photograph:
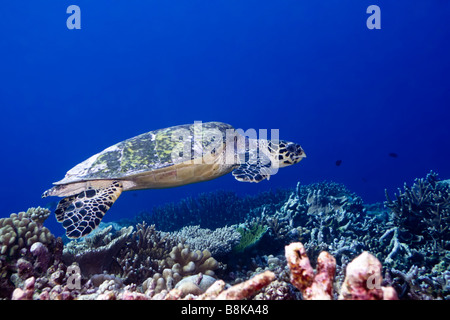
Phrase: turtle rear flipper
[{"left": 55, "top": 181, "right": 123, "bottom": 238}]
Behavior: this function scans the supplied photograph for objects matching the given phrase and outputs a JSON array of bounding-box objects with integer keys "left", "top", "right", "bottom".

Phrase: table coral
[{"left": 63, "top": 225, "right": 133, "bottom": 276}]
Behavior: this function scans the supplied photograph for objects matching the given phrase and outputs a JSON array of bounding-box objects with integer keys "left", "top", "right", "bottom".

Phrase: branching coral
[
  {"left": 385, "top": 171, "right": 450, "bottom": 245},
  {"left": 276, "top": 181, "right": 372, "bottom": 264},
  {"left": 113, "top": 222, "right": 179, "bottom": 284},
  {"left": 387, "top": 265, "right": 450, "bottom": 299},
  {"left": 170, "top": 225, "right": 241, "bottom": 258},
  {"left": 384, "top": 171, "right": 450, "bottom": 278}
]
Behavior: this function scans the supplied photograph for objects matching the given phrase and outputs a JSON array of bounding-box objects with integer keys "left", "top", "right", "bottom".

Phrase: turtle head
[{"left": 275, "top": 140, "right": 306, "bottom": 168}]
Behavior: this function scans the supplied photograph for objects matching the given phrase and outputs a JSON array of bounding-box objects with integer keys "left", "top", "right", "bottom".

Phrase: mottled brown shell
[{"left": 55, "top": 122, "right": 234, "bottom": 185}]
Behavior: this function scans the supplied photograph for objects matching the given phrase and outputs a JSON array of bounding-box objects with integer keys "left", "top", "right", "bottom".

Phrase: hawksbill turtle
[{"left": 42, "top": 121, "right": 305, "bottom": 238}]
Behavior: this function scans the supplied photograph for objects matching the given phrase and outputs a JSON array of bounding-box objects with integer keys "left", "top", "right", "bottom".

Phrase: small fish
[
  {"left": 335, "top": 160, "right": 342, "bottom": 166},
  {"left": 389, "top": 153, "right": 398, "bottom": 158}
]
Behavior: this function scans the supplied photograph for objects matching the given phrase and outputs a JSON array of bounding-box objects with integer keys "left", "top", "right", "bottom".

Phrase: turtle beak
[
  {"left": 42, "top": 189, "right": 51, "bottom": 198},
  {"left": 297, "top": 146, "right": 306, "bottom": 159},
  {"left": 42, "top": 186, "right": 57, "bottom": 198}
]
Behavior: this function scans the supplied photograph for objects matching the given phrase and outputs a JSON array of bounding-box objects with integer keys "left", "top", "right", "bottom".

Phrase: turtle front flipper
[
  {"left": 55, "top": 181, "right": 123, "bottom": 238},
  {"left": 232, "top": 152, "right": 273, "bottom": 183}
]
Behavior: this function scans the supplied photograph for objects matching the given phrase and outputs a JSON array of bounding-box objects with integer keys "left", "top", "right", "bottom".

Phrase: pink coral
[
  {"left": 216, "top": 271, "right": 275, "bottom": 300},
  {"left": 164, "top": 271, "right": 276, "bottom": 300},
  {"left": 11, "top": 277, "right": 35, "bottom": 300},
  {"left": 285, "top": 242, "right": 397, "bottom": 300},
  {"left": 338, "top": 251, "right": 398, "bottom": 300},
  {"left": 285, "top": 242, "right": 335, "bottom": 300}
]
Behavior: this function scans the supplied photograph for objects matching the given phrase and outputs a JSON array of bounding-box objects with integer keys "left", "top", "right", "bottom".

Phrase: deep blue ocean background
[{"left": 1, "top": 1, "right": 449, "bottom": 237}]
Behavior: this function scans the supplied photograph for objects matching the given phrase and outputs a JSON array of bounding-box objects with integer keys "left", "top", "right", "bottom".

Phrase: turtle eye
[{"left": 286, "top": 143, "right": 297, "bottom": 153}]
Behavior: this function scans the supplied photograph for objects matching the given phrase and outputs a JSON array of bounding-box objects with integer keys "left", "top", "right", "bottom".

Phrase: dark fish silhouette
[
  {"left": 389, "top": 153, "right": 398, "bottom": 158},
  {"left": 335, "top": 160, "right": 342, "bottom": 166}
]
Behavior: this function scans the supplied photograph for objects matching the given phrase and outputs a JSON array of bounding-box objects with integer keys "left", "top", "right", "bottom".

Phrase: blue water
[{"left": 1, "top": 1, "right": 449, "bottom": 236}]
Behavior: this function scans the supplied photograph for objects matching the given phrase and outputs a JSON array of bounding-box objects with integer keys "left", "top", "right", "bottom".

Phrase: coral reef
[
  {"left": 163, "top": 270, "right": 276, "bottom": 300},
  {"left": 128, "top": 189, "right": 290, "bottom": 231},
  {"left": 385, "top": 171, "right": 450, "bottom": 252},
  {"left": 63, "top": 225, "right": 133, "bottom": 276},
  {"left": 2, "top": 171, "right": 449, "bottom": 300},
  {"left": 166, "top": 243, "right": 219, "bottom": 277},
  {"left": 381, "top": 172, "right": 450, "bottom": 298},
  {"left": 142, "top": 244, "right": 219, "bottom": 296},
  {"left": 169, "top": 225, "right": 241, "bottom": 258},
  {"left": 111, "top": 222, "right": 220, "bottom": 296},
  {"left": 213, "top": 270, "right": 275, "bottom": 300},
  {"left": 174, "top": 273, "right": 217, "bottom": 297},
  {"left": 115, "top": 222, "right": 178, "bottom": 284},
  {"left": 8, "top": 239, "right": 402, "bottom": 301},
  {"left": 0, "top": 207, "right": 54, "bottom": 257},
  {"left": 277, "top": 181, "right": 370, "bottom": 261},
  {"left": 0, "top": 207, "right": 62, "bottom": 299},
  {"left": 233, "top": 221, "right": 268, "bottom": 254},
  {"left": 338, "top": 251, "right": 398, "bottom": 300},
  {"left": 285, "top": 242, "right": 335, "bottom": 300},
  {"left": 285, "top": 242, "right": 397, "bottom": 300}
]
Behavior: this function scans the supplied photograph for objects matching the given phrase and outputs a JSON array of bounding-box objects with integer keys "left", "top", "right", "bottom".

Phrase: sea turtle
[{"left": 42, "top": 121, "right": 306, "bottom": 238}]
